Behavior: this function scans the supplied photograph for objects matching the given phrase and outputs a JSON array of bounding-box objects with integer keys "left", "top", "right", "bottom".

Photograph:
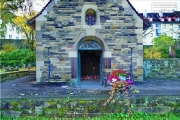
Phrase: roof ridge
[{"left": 27, "top": 0, "right": 53, "bottom": 24}]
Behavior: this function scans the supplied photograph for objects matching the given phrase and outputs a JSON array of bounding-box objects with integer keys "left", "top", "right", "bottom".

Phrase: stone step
[{"left": 48, "top": 78, "right": 69, "bottom": 82}]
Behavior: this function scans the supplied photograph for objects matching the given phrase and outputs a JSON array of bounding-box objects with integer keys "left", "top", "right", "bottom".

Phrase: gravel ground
[{"left": 1, "top": 75, "right": 180, "bottom": 99}]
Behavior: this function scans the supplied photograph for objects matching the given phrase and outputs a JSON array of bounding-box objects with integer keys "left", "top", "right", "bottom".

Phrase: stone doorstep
[
  {"left": 33, "top": 79, "right": 69, "bottom": 85},
  {"left": 48, "top": 78, "right": 69, "bottom": 82}
]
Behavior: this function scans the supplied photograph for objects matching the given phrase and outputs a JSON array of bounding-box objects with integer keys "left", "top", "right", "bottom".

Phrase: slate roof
[{"left": 139, "top": 11, "right": 180, "bottom": 23}]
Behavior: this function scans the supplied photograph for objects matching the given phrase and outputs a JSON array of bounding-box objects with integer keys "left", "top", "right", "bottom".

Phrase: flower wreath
[
  {"left": 104, "top": 69, "right": 135, "bottom": 115},
  {"left": 108, "top": 69, "right": 134, "bottom": 85}
]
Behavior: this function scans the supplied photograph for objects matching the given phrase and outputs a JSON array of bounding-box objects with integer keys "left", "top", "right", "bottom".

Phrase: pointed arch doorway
[{"left": 78, "top": 40, "right": 103, "bottom": 85}]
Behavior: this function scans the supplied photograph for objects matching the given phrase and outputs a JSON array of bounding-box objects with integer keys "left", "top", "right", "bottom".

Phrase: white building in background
[
  {"left": 143, "top": 23, "right": 180, "bottom": 45},
  {"left": 140, "top": 11, "right": 180, "bottom": 45},
  {"left": 1, "top": 23, "right": 26, "bottom": 39},
  {"left": 0, "top": 0, "right": 48, "bottom": 39}
]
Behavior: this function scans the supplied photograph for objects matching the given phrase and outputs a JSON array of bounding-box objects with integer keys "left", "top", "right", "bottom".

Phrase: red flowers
[
  {"left": 108, "top": 69, "right": 126, "bottom": 82},
  {"left": 112, "top": 69, "right": 126, "bottom": 76},
  {"left": 108, "top": 69, "right": 134, "bottom": 85}
]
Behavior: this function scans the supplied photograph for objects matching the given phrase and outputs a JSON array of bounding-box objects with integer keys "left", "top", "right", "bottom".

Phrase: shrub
[
  {"left": 2, "top": 43, "right": 17, "bottom": 53},
  {"left": 176, "top": 49, "right": 180, "bottom": 58},
  {"left": 0, "top": 49, "right": 35, "bottom": 68},
  {"left": 143, "top": 46, "right": 162, "bottom": 58},
  {"left": 150, "top": 34, "right": 175, "bottom": 58}
]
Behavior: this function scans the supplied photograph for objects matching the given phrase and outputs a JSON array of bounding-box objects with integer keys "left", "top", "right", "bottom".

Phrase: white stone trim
[
  {"left": 137, "top": 55, "right": 143, "bottom": 67},
  {"left": 135, "top": 29, "right": 143, "bottom": 34},
  {"left": 103, "top": 51, "right": 112, "bottom": 58},
  {"left": 36, "top": 61, "right": 44, "bottom": 83},
  {"left": 85, "top": 28, "right": 95, "bottom": 36},
  {"left": 69, "top": 51, "right": 77, "bottom": 57},
  {"left": 36, "top": 26, "right": 41, "bottom": 31},
  {"left": 36, "top": 10, "right": 47, "bottom": 21}
]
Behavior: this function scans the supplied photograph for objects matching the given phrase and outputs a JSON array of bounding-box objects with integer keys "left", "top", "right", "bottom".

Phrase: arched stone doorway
[
  {"left": 69, "top": 33, "right": 111, "bottom": 86},
  {"left": 78, "top": 40, "right": 103, "bottom": 85}
]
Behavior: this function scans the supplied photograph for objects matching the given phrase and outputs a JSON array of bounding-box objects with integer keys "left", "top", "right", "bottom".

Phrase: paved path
[{"left": 1, "top": 75, "right": 180, "bottom": 99}]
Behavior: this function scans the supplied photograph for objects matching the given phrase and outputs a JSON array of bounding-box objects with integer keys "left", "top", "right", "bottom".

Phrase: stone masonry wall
[
  {"left": 1, "top": 96, "right": 179, "bottom": 118},
  {"left": 98, "top": 0, "right": 143, "bottom": 80},
  {"left": 143, "top": 59, "right": 180, "bottom": 80},
  {"left": 35, "top": 0, "right": 143, "bottom": 83}
]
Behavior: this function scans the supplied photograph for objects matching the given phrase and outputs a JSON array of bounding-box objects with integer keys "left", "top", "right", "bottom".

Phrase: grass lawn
[{"left": 1, "top": 112, "right": 180, "bottom": 120}]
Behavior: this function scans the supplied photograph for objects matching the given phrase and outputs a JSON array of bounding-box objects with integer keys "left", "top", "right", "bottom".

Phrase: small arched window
[
  {"left": 79, "top": 40, "right": 101, "bottom": 50},
  {"left": 85, "top": 9, "right": 96, "bottom": 26}
]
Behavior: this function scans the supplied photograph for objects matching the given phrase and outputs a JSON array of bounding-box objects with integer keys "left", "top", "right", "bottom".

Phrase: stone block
[{"left": 135, "top": 69, "right": 143, "bottom": 76}]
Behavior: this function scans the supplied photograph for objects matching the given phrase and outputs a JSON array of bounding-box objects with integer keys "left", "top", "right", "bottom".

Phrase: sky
[{"left": 33, "top": 0, "right": 180, "bottom": 13}]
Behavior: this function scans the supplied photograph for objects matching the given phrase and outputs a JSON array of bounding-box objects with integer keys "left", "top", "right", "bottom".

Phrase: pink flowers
[{"left": 126, "top": 80, "right": 134, "bottom": 85}]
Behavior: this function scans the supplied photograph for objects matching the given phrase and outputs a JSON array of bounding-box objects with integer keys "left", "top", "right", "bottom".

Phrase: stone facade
[
  {"left": 144, "top": 59, "right": 180, "bottom": 80},
  {"left": 35, "top": 0, "right": 143, "bottom": 84}
]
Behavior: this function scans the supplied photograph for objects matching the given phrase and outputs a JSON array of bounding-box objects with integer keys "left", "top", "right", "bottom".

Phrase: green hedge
[
  {"left": 0, "top": 49, "right": 35, "bottom": 68},
  {"left": 176, "top": 49, "right": 180, "bottom": 58}
]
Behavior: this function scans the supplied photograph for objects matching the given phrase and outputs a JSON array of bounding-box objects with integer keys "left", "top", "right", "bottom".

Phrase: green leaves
[
  {"left": 2, "top": 43, "right": 17, "bottom": 53},
  {"left": 0, "top": 0, "right": 38, "bottom": 51},
  {"left": 153, "top": 35, "right": 175, "bottom": 58},
  {"left": 175, "top": 49, "right": 180, "bottom": 58},
  {"left": 144, "top": 46, "right": 162, "bottom": 58},
  {"left": 0, "top": 0, "right": 25, "bottom": 36},
  {"left": 0, "top": 49, "right": 35, "bottom": 67},
  {"left": 144, "top": 35, "right": 175, "bottom": 58},
  {"left": 13, "top": 14, "right": 36, "bottom": 51},
  {"left": 153, "top": 34, "right": 175, "bottom": 47}
]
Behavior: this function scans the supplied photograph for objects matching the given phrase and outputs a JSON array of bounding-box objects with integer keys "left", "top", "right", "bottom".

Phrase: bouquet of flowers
[
  {"left": 105, "top": 69, "right": 135, "bottom": 115},
  {"left": 108, "top": 69, "right": 126, "bottom": 82},
  {"left": 108, "top": 69, "right": 134, "bottom": 85}
]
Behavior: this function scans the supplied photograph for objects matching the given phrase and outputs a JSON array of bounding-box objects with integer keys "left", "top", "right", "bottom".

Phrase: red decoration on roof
[
  {"left": 165, "top": 17, "right": 168, "bottom": 21},
  {"left": 172, "top": 17, "right": 176, "bottom": 21},
  {"left": 139, "top": 11, "right": 180, "bottom": 23}
]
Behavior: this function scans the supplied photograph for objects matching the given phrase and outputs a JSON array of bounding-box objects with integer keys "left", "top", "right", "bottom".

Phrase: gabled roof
[
  {"left": 27, "top": 0, "right": 150, "bottom": 30},
  {"left": 126, "top": 0, "right": 150, "bottom": 30},
  {"left": 26, "top": 0, "right": 53, "bottom": 28}
]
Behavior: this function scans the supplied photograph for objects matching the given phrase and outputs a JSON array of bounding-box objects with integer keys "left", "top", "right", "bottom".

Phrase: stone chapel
[{"left": 27, "top": 0, "right": 144, "bottom": 86}]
